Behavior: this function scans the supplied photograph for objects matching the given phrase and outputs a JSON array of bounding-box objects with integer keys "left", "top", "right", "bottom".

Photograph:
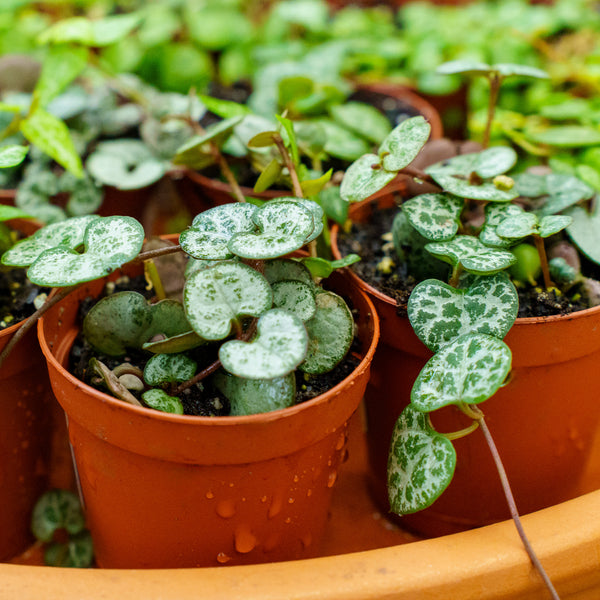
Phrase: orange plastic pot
[
  {"left": 38, "top": 262, "right": 379, "bottom": 569},
  {"left": 331, "top": 197, "right": 600, "bottom": 537},
  {"left": 0, "top": 218, "right": 55, "bottom": 561}
]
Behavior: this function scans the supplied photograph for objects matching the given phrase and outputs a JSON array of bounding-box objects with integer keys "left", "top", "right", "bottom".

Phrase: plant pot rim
[
  {"left": 37, "top": 270, "right": 380, "bottom": 428},
  {"left": 3, "top": 486, "right": 600, "bottom": 598}
]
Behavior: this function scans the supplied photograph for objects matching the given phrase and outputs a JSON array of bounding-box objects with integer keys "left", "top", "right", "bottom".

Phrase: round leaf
[
  {"left": 31, "top": 490, "right": 85, "bottom": 543},
  {"left": 142, "top": 389, "right": 184, "bottom": 415},
  {"left": 411, "top": 333, "right": 512, "bottom": 412},
  {"left": 143, "top": 353, "right": 197, "bottom": 386},
  {"left": 379, "top": 116, "right": 431, "bottom": 172},
  {"left": 272, "top": 280, "right": 316, "bottom": 321},
  {"left": 219, "top": 309, "right": 308, "bottom": 379},
  {"left": 480, "top": 203, "right": 525, "bottom": 248},
  {"left": 402, "top": 193, "right": 464, "bottom": 241}
]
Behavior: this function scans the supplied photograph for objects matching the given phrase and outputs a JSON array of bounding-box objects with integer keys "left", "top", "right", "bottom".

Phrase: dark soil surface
[
  {"left": 337, "top": 205, "right": 597, "bottom": 319},
  {"left": 0, "top": 268, "right": 48, "bottom": 331},
  {"left": 69, "top": 275, "right": 362, "bottom": 417}
]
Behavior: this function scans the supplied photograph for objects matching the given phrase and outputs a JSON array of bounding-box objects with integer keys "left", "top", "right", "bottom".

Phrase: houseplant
[
  {"left": 331, "top": 60, "right": 600, "bottom": 598},
  {"left": 0, "top": 193, "right": 378, "bottom": 568}
]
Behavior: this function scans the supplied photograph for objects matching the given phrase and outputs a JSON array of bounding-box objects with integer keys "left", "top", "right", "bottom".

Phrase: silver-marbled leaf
[
  {"left": 143, "top": 353, "right": 197, "bottom": 386},
  {"left": 141, "top": 389, "right": 183, "bottom": 415},
  {"left": 480, "top": 203, "right": 525, "bottom": 248},
  {"left": 272, "top": 280, "right": 316, "bottom": 321},
  {"left": 402, "top": 193, "right": 464, "bottom": 241},
  {"left": 340, "top": 153, "right": 396, "bottom": 203},
  {"left": 379, "top": 116, "right": 431, "bottom": 172}
]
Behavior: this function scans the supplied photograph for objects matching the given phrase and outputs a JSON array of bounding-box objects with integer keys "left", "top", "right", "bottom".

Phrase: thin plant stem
[
  {"left": 174, "top": 359, "right": 222, "bottom": 394},
  {"left": 463, "top": 404, "right": 561, "bottom": 600},
  {"left": 483, "top": 73, "right": 501, "bottom": 149},
  {"left": 132, "top": 244, "right": 182, "bottom": 263},
  {"left": 533, "top": 234, "right": 554, "bottom": 290}
]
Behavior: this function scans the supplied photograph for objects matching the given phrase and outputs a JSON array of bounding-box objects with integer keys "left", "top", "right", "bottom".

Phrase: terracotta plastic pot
[
  {"left": 0, "top": 218, "right": 56, "bottom": 561},
  {"left": 38, "top": 261, "right": 379, "bottom": 569},
  {"left": 331, "top": 196, "right": 600, "bottom": 537}
]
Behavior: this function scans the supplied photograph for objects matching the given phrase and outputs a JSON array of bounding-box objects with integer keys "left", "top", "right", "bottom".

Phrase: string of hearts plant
[
  {"left": 338, "top": 62, "right": 600, "bottom": 600},
  {"left": 0, "top": 192, "right": 359, "bottom": 417}
]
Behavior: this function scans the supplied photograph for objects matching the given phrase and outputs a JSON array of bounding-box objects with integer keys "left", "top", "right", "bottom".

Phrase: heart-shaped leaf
[
  {"left": 407, "top": 274, "right": 518, "bottom": 352},
  {"left": 0, "top": 144, "right": 28, "bottom": 168},
  {"left": 411, "top": 333, "right": 512, "bottom": 412},
  {"left": 274, "top": 197, "right": 323, "bottom": 243},
  {"left": 219, "top": 308, "right": 308, "bottom": 379},
  {"left": 272, "top": 280, "right": 316, "bottom": 321},
  {"left": 379, "top": 116, "right": 431, "bottom": 172},
  {"left": 340, "top": 153, "right": 396, "bottom": 203},
  {"left": 180, "top": 203, "right": 257, "bottom": 260},
  {"left": 329, "top": 101, "right": 393, "bottom": 145},
  {"left": 402, "top": 193, "right": 464, "bottom": 241},
  {"left": 83, "top": 292, "right": 192, "bottom": 356},
  {"left": 213, "top": 370, "right": 295, "bottom": 416},
  {"left": 228, "top": 200, "right": 314, "bottom": 259},
  {"left": 27, "top": 216, "right": 145, "bottom": 287},
  {"left": 497, "top": 213, "right": 572, "bottom": 240},
  {"left": 263, "top": 258, "right": 315, "bottom": 287},
  {"left": 480, "top": 203, "right": 525, "bottom": 248},
  {"left": 43, "top": 530, "right": 94, "bottom": 568},
  {"left": 143, "top": 353, "right": 197, "bottom": 386},
  {"left": 31, "top": 490, "right": 85, "bottom": 543},
  {"left": 387, "top": 405, "right": 456, "bottom": 515},
  {"left": 426, "top": 235, "right": 517, "bottom": 275},
  {"left": 183, "top": 262, "right": 272, "bottom": 340},
  {"left": 142, "top": 389, "right": 184, "bottom": 415},
  {"left": 300, "top": 291, "right": 354, "bottom": 374}
]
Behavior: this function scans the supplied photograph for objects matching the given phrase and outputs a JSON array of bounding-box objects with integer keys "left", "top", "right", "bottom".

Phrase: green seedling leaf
[
  {"left": 537, "top": 174, "right": 595, "bottom": 216},
  {"left": 310, "top": 118, "right": 371, "bottom": 161},
  {"left": 44, "top": 530, "right": 94, "bottom": 569},
  {"left": 31, "top": 490, "right": 85, "bottom": 542},
  {"left": 435, "top": 60, "right": 493, "bottom": 76},
  {"left": 142, "top": 330, "right": 205, "bottom": 354},
  {"left": 142, "top": 389, "right": 184, "bottom": 415},
  {"left": 340, "top": 153, "right": 396, "bottom": 203},
  {"left": 213, "top": 370, "right": 295, "bottom": 416},
  {"left": 196, "top": 94, "right": 252, "bottom": 119},
  {"left": 300, "top": 168, "right": 333, "bottom": 197},
  {"left": 0, "top": 145, "right": 28, "bottom": 168},
  {"left": 172, "top": 116, "right": 243, "bottom": 169},
  {"left": 426, "top": 235, "right": 517, "bottom": 275},
  {"left": 379, "top": 116, "right": 431, "bottom": 172},
  {"left": 0, "top": 204, "right": 31, "bottom": 221},
  {"left": 436, "top": 60, "right": 548, "bottom": 80},
  {"left": 39, "top": 13, "right": 142, "bottom": 47},
  {"left": 387, "top": 405, "right": 456, "bottom": 515},
  {"left": 272, "top": 280, "right": 316, "bottom": 321},
  {"left": 300, "top": 254, "right": 361, "bottom": 279},
  {"left": 496, "top": 213, "right": 572, "bottom": 240},
  {"left": 576, "top": 165, "right": 600, "bottom": 193},
  {"left": 528, "top": 126, "right": 600, "bottom": 148},
  {"left": 247, "top": 130, "right": 278, "bottom": 148},
  {"left": 411, "top": 333, "right": 512, "bottom": 412},
  {"left": 220, "top": 308, "right": 308, "bottom": 379},
  {"left": 275, "top": 114, "right": 300, "bottom": 166},
  {"left": 228, "top": 200, "right": 315, "bottom": 259},
  {"left": 402, "top": 193, "right": 464, "bottom": 242},
  {"left": 144, "top": 353, "right": 197, "bottom": 386},
  {"left": 263, "top": 258, "right": 315, "bottom": 287},
  {"left": 180, "top": 203, "right": 257, "bottom": 260},
  {"left": 318, "top": 184, "right": 348, "bottom": 225},
  {"left": 329, "top": 102, "right": 393, "bottom": 145},
  {"left": 253, "top": 157, "right": 283, "bottom": 193},
  {"left": 513, "top": 172, "right": 548, "bottom": 198},
  {"left": 565, "top": 203, "right": 600, "bottom": 265},
  {"left": 1, "top": 215, "right": 98, "bottom": 267},
  {"left": 83, "top": 292, "right": 191, "bottom": 356},
  {"left": 493, "top": 64, "right": 549, "bottom": 79},
  {"left": 86, "top": 140, "right": 165, "bottom": 190},
  {"left": 183, "top": 262, "right": 272, "bottom": 340},
  {"left": 35, "top": 45, "right": 88, "bottom": 106},
  {"left": 20, "top": 108, "right": 83, "bottom": 177},
  {"left": 426, "top": 148, "right": 518, "bottom": 202},
  {"left": 27, "top": 216, "right": 144, "bottom": 287},
  {"left": 480, "top": 203, "right": 525, "bottom": 248},
  {"left": 407, "top": 274, "right": 518, "bottom": 353},
  {"left": 300, "top": 290, "right": 354, "bottom": 374}
]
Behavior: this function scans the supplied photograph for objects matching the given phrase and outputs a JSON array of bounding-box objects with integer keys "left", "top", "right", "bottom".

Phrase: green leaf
[
  {"left": 142, "top": 330, "right": 205, "bottom": 355},
  {"left": 300, "top": 168, "right": 332, "bottom": 197},
  {"left": 144, "top": 353, "right": 197, "bottom": 386},
  {"left": 493, "top": 63, "right": 549, "bottom": 79},
  {"left": 536, "top": 173, "right": 595, "bottom": 216},
  {"left": 196, "top": 94, "right": 252, "bottom": 119},
  {"left": 0, "top": 204, "right": 31, "bottom": 221},
  {"left": 219, "top": 309, "right": 308, "bottom": 379},
  {"left": 183, "top": 262, "right": 272, "bottom": 340},
  {"left": 275, "top": 114, "right": 299, "bottom": 167},
  {"left": 1, "top": 215, "right": 98, "bottom": 267},
  {"left": 539, "top": 215, "right": 572, "bottom": 238},
  {"left": 402, "top": 193, "right": 463, "bottom": 242},
  {"left": 0, "top": 144, "right": 28, "bottom": 168},
  {"left": 228, "top": 200, "right": 315, "bottom": 259},
  {"left": 253, "top": 157, "right": 282, "bottom": 194},
  {"left": 436, "top": 60, "right": 493, "bottom": 76},
  {"left": 436, "top": 60, "right": 548, "bottom": 80},
  {"left": 496, "top": 212, "right": 572, "bottom": 240},
  {"left": 20, "top": 108, "right": 83, "bottom": 177},
  {"left": 566, "top": 203, "right": 600, "bottom": 265},
  {"left": 528, "top": 126, "right": 600, "bottom": 148},
  {"left": 31, "top": 490, "right": 85, "bottom": 543},
  {"left": 387, "top": 405, "right": 456, "bottom": 515},
  {"left": 379, "top": 116, "right": 431, "bottom": 172},
  {"left": 272, "top": 280, "right": 316, "bottom": 321},
  {"left": 407, "top": 274, "right": 518, "bottom": 353},
  {"left": 44, "top": 530, "right": 94, "bottom": 568},
  {"left": 426, "top": 235, "right": 517, "bottom": 275},
  {"left": 411, "top": 333, "right": 512, "bottom": 412},
  {"left": 179, "top": 203, "right": 257, "bottom": 260},
  {"left": 329, "top": 102, "right": 392, "bottom": 145},
  {"left": 35, "top": 46, "right": 88, "bottom": 106},
  {"left": 318, "top": 184, "right": 348, "bottom": 225},
  {"left": 142, "top": 389, "right": 184, "bottom": 415},
  {"left": 83, "top": 292, "right": 192, "bottom": 356},
  {"left": 300, "top": 254, "right": 361, "bottom": 278},
  {"left": 213, "top": 371, "right": 295, "bottom": 416},
  {"left": 263, "top": 258, "right": 315, "bottom": 287},
  {"left": 480, "top": 203, "right": 525, "bottom": 248},
  {"left": 340, "top": 153, "right": 396, "bottom": 203},
  {"left": 300, "top": 291, "right": 354, "bottom": 374},
  {"left": 26, "top": 216, "right": 144, "bottom": 287},
  {"left": 309, "top": 118, "right": 372, "bottom": 162}
]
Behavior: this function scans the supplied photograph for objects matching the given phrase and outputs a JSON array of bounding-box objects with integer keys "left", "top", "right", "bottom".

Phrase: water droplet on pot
[
  {"left": 335, "top": 433, "right": 346, "bottom": 451},
  {"left": 216, "top": 499, "right": 236, "bottom": 518},
  {"left": 327, "top": 471, "right": 337, "bottom": 488},
  {"left": 307, "top": 489, "right": 313, "bottom": 497},
  {"left": 293, "top": 474, "right": 299, "bottom": 483},
  {"left": 260, "top": 495, "right": 268, "bottom": 503},
  {"left": 206, "top": 491, "right": 214, "bottom": 499},
  {"left": 285, "top": 517, "right": 291, "bottom": 524},
  {"left": 216, "top": 552, "right": 231, "bottom": 564},
  {"left": 288, "top": 497, "right": 295, "bottom": 504},
  {"left": 234, "top": 527, "right": 257, "bottom": 554},
  {"left": 268, "top": 494, "right": 283, "bottom": 519}
]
